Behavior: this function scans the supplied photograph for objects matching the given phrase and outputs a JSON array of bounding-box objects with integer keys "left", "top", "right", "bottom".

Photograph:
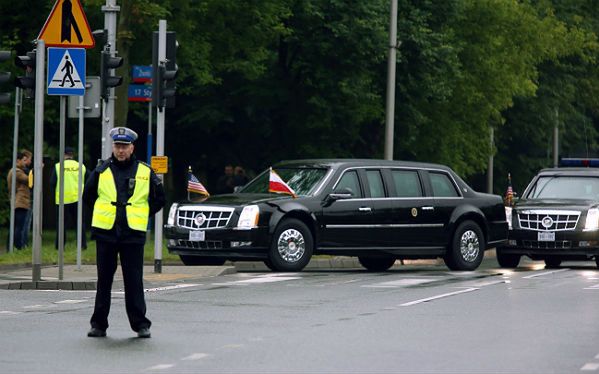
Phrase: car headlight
[
  {"left": 237, "top": 205, "right": 260, "bottom": 229},
  {"left": 505, "top": 206, "right": 512, "bottom": 230},
  {"left": 167, "top": 203, "right": 178, "bottom": 226},
  {"left": 585, "top": 208, "right": 599, "bottom": 231}
]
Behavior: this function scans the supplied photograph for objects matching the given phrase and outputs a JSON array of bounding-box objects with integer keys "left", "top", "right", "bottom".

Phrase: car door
[
  {"left": 422, "top": 170, "right": 462, "bottom": 246},
  {"left": 367, "top": 168, "right": 436, "bottom": 247},
  {"left": 321, "top": 169, "right": 375, "bottom": 248}
]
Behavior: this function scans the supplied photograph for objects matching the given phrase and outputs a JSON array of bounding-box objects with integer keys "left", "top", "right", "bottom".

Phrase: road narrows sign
[{"left": 38, "top": 0, "right": 95, "bottom": 49}]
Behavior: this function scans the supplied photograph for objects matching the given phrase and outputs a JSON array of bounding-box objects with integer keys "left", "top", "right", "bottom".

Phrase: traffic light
[
  {"left": 100, "top": 48, "right": 123, "bottom": 101},
  {"left": 15, "top": 50, "right": 36, "bottom": 99},
  {"left": 0, "top": 50, "right": 11, "bottom": 104},
  {"left": 152, "top": 31, "right": 178, "bottom": 108}
]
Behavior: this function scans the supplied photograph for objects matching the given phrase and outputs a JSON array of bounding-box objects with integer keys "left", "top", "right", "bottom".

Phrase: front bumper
[
  {"left": 501, "top": 228, "right": 599, "bottom": 259},
  {"left": 164, "top": 225, "right": 271, "bottom": 260}
]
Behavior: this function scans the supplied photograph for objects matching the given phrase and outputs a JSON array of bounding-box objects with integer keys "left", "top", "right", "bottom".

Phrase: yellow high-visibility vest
[
  {"left": 55, "top": 160, "right": 86, "bottom": 204},
  {"left": 91, "top": 163, "right": 151, "bottom": 232}
]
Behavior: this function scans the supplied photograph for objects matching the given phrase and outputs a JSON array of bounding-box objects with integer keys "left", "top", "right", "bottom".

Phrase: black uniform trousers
[{"left": 90, "top": 240, "right": 151, "bottom": 332}]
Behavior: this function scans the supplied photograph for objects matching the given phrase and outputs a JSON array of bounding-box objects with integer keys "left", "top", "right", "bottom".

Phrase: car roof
[
  {"left": 537, "top": 167, "right": 599, "bottom": 176},
  {"left": 273, "top": 158, "right": 453, "bottom": 171}
]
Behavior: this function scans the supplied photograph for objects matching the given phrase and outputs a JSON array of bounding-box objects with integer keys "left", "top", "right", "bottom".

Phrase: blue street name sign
[
  {"left": 128, "top": 84, "right": 152, "bottom": 102},
  {"left": 132, "top": 65, "right": 152, "bottom": 83},
  {"left": 47, "top": 48, "right": 86, "bottom": 96}
]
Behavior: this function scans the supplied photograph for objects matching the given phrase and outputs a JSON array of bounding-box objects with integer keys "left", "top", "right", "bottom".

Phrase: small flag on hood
[{"left": 268, "top": 168, "right": 296, "bottom": 198}]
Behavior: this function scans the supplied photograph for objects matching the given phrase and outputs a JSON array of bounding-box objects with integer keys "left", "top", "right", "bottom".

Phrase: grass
[{"left": 0, "top": 228, "right": 182, "bottom": 266}]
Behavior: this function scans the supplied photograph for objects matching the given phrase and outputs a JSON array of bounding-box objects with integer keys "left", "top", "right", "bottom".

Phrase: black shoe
[
  {"left": 137, "top": 328, "right": 151, "bottom": 338},
  {"left": 87, "top": 327, "right": 106, "bottom": 338}
]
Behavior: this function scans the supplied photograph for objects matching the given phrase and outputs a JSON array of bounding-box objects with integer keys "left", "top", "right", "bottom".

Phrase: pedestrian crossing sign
[
  {"left": 38, "top": 0, "right": 95, "bottom": 49},
  {"left": 47, "top": 48, "right": 86, "bottom": 96}
]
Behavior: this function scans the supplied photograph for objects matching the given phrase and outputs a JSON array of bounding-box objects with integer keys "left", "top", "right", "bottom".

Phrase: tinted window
[
  {"left": 366, "top": 170, "right": 385, "bottom": 198},
  {"left": 336, "top": 171, "right": 361, "bottom": 198},
  {"left": 391, "top": 170, "right": 423, "bottom": 197},
  {"left": 430, "top": 172, "right": 459, "bottom": 197},
  {"left": 527, "top": 176, "right": 599, "bottom": 200}
]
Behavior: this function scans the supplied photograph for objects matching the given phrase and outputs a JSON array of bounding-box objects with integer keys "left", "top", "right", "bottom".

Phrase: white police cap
[{"left": 109, "top": 127, "right": 138, "bottom": 144}]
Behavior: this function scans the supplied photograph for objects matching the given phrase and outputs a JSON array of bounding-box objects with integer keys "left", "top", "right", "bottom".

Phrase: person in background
[
  {"left": 51, "top": 147, "right": 87, "bottom": 249},
  {"left": 6, "top": 149, "right": 32, "bottom": 249},
  {"left": 233, "top": 166, "right": 249, "bottom": 188},
  {"left": 216, "top": 164, "right": 235, "bottom": 194},
  {"left": 83, "top": 127, "right": 165, "bottom": 339}
]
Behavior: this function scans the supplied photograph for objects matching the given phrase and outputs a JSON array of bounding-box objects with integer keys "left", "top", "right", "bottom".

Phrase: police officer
[
  {"left": 83, "top": 127, "right": 165, "bottom": 338},
  {"left": 51, "top": 147, "right": 87, "bottom": 249}
]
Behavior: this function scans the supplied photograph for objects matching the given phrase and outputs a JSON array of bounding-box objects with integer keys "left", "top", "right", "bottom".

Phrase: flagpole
[{"left": 187, "top": 165, "right": 191, "bottom": 201}]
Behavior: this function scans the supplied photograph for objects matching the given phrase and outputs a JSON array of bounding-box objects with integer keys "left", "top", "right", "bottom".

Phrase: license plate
[
  {"left": 538, "top": 231, "right": 555, "bottom": 242},
  {"left": 189, "top": 230, "right": 205, "bottom": 241}
]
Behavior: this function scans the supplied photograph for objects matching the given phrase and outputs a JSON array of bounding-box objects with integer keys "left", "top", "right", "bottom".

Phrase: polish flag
[{"left": 269, "top": 168, "right": 297, "bottom": 198}]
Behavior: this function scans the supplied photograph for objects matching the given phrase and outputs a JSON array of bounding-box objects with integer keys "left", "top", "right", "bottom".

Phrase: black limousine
[
  {"left": 165, "top": 159, "right": 508, "bottom": 272},
  {"left": 498, "top": 162, "right": 599, "bottom": 268}
]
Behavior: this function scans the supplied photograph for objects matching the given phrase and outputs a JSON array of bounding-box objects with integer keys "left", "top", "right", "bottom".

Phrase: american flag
[
  {"left": 188, "top": 171, "right": 210, "bottom": 196},
  {"left": 505, "top": 173, "right": 513, "bottom": 206}
]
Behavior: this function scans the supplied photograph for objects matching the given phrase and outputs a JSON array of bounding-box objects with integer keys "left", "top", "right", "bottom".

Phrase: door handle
[
  {"left": 358, "top": 207, "right": 372, "bottom": 212},
  {"left": 422, "top": 206, "right": 434, "bottom": 211}
]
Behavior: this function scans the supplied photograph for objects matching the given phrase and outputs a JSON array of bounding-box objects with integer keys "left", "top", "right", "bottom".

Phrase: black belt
[{"left": 111, "top": 201, "right": 131, "bottom": 207}]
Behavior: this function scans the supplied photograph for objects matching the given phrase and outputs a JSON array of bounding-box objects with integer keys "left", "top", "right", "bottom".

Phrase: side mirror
[{"left": 323, "top": 187, "right": 353, "bottom": 206}]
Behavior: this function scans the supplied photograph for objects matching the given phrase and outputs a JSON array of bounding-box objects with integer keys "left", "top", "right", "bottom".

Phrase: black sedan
[
  {"left": 498, "top": 165, "right": 599, "bottom": 268},
  {"left": 165, "top": 159, "right": 508, "bottom": 272}
]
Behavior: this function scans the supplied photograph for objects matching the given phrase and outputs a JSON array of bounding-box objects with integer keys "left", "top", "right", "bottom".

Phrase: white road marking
[
  {"left": 522, "top": 268, "right": 569, "bottom": 279},
  {"left": 363, "top": 278, "right": 438, "bottom": 288},
  {"left": 0, "top": 311, "right": 21, "bottom": 315},
  {"left": 581, "top": 363, "right": 599, "bottom": 371},
  {"left": 181, "top": 353, "right": 210, "bottom": 361},
  {"left": 54, "top": 299, "right": 87, "bottom": 304},
  {"left": 23, "top": 305, "right": 45, "bottom": 309},
  {"left": 400, "top": 288, "right": 479, "bottom": 307},
  {"left": 213, "top": 275, "right": 300, "bottom": 286},
  {"left": 144, "top": 364, "right": 175, "bottom": 371},
  {"left": 144, "top": 284, "right": 201, "bottom": 293},
  {"left": 584, "top": 283, "right": 599, "bottom": 290}
]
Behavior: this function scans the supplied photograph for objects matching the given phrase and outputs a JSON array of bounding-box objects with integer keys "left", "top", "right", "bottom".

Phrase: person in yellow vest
[
  {"left": 83, "top": 127, "right": 165, "bottom": 339},
  {"left": 51, "top": 147, "right": 87, "bottom": 249}
]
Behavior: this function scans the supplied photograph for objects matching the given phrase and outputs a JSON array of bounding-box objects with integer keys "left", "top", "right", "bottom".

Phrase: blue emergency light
[{"left": 559, "top": 158, "right": 599, "bottom": 167}]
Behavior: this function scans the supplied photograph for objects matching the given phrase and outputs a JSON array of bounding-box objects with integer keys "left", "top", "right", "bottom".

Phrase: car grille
[
  {"left": 517, "top": 210, "right": 580, "bottom": 231},
  {"left": 176, "top": 206, "right": 235, "bottom": 230},
  {"left": 522, "top": 240, "right": 572, "bottom": 249},
  {"left": 177, "top": 240, "right": 223, "bottom": 250}
]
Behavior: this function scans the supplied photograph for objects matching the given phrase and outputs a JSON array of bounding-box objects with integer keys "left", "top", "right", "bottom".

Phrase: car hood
[
  {"left": 515, "top": 198, "right": 598, "bottom": 210},
  {"left": 180, "top": 193, "right": 291, "bottom": 207}
]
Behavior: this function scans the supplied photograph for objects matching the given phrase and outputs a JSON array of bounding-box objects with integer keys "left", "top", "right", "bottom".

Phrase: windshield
[
  {"left": 239, "top": 167, "right": 329, "bottom": 196},
  {"left": 527, "top": 176, "right": 599, "bottom": 200}
]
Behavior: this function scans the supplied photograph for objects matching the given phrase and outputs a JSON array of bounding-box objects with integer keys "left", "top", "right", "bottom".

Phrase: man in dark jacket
[{"left": 83, "top": 127, "right": 165, "bottom": 338}]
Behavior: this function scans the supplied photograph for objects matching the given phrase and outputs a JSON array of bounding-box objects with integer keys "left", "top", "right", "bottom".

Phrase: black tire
[
  {"left": 444, "top": 220, "right": 485, "bottom": 271},
  {"left": 179, "top": 255, "right": 226, "bottom": 266},
  {"left": 263, "top": 259, "right": 276, "bottom": 271},
  {"left": 267, "top": 218, "right": 313, "bottom": 272},
  {"left": 544, "top": 258, "right": 562, "bottom": 268},
  {"left": 358, "top": 256, "right": 396, "bottom": 271},
  {"left": 496, "top": 249, "right": 521, "bottom": 268}
]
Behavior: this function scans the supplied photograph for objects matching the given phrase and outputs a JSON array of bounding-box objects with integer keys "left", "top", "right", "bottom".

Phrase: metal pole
[
  {"left": 9, "top": 87, "right": 22, "bottom": 253},
  {"left": 32, "top": 40, "right": 46, "bottom": 282},
  {"left": 76, "top": 94, "right": 85, "bottom": 270},
  {"left": 553, "top": 108, "right": 559, "bottom": 168},
  {"left": 487, "top": 127, "right": 494, "bottom": 194},
  {"left": 58, "top": 97, "right": 66, "bottom": 281},
  {"left": 153, "top": 19, "right": 167, "bottom": 274},
  {"left": 384, "top": 0, "right": 398, "bottom": 160},
  {"left": 101, "top": 0, "right": 120, "bottom": 159},
  {"left": 147, "top": 102, "right": 152, "bottom": 163}
]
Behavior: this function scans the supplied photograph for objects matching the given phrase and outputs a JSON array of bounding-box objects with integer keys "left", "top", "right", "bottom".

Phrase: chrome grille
[
  {"left": 522, "top": 240, "right": 572, "bottom": 249},
  {"left": 176, "top": 206, "right": 234, "bottom": 230},
  {"left": 517, "top": 210, "right": 580, "bottom": 231}
]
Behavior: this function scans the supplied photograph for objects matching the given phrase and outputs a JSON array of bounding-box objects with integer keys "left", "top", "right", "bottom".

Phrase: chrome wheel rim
[
  {"left": 460, "top": 230, "right": 480, "bottom": 262},
  {"left": 277, "top": 229, "right": 305, "bottom": 263}
]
